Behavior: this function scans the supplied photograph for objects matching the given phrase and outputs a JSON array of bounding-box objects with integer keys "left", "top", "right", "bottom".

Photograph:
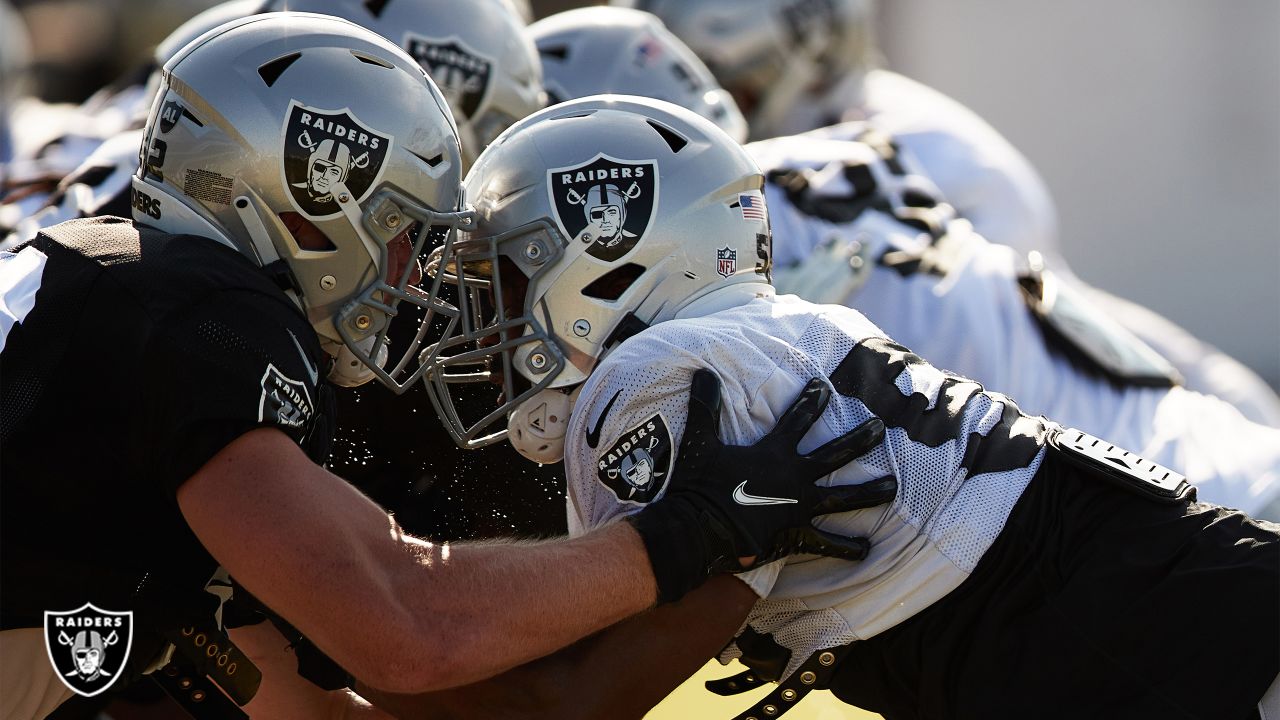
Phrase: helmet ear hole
[{"left": 582, "top": 263, "right": 646, "bottom": 300}]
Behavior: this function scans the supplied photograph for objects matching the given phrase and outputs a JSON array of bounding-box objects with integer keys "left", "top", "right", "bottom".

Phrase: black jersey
[{"left": 0, "top": 218, "right": 332, "bottom": 648}]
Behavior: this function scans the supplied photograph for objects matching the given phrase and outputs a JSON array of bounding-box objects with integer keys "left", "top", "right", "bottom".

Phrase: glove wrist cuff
[{"left": 627, "top": 499, "right": 726, "bottom": 604}]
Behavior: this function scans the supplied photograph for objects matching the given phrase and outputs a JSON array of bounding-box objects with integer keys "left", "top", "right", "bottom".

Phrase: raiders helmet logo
[
  {"left": 596, "top": 413, "right": 672, "bottom": 504},
  {"left": 44, "top": 604, "right": 133, "bottom": 697},
  {"left": 404, "top": 35, "right": 493, "bottom": 120},
  {"left": 281, "top": 101, "right": 392, "bottom": 219},
  {"left": 549, "top": 154, "right": 658, "bottom": 263}
]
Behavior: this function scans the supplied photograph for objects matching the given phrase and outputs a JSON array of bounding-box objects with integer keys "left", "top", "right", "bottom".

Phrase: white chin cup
[
  {"left": 324, "top": 335, "right": 390, "bottom": 388},
  {"left": 508, "top": 385, "right": 581, "bottom": 464}
]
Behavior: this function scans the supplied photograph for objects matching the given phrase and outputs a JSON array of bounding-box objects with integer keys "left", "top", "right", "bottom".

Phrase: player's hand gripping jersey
[
  {"left": 750, "top": 131, "right": 1280, "bottom": 518},
  {"left": 565, "top": 294, "right": 1050, "bottom": 679}
]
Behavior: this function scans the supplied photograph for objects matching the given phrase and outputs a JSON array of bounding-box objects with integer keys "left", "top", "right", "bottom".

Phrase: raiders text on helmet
[
  {"left": 419, "top": 96, "right": 771, "bottom": 454},
  {"left": 133, "top": 12, "right": 471, "bottom": 391}
]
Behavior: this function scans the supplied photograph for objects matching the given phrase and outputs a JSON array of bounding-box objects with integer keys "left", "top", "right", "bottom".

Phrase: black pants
[{"left": 830, "top": 449, "right": 1280, "bottom": 720}]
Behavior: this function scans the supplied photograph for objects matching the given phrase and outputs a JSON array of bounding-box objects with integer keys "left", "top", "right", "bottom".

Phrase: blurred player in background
[
  {"left": 524, "top": 5, "right": 1280, "bottom": 520},
  {"left": 389, "top": 94, "right": 1279, "bottom": 720},
  {"left": 619, "top": 0, "right": 1280, "bottom": 429}
]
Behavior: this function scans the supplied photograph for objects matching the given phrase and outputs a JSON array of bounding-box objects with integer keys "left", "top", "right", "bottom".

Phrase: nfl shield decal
[
  {"left": 281, "top": 101, "right": 391, "bottom": 219},
  {"left": 404, "top": 35, "right": 493, "bottom": 120},
  {"left": 716, "top": 246, "right": 738, "bottom": 278},
  {"left": 550, "top": 154, "right": 658, "bottom": 263},
  {"left": 44, "top": 604, "right": 133, "bottom": 697},
  {"left": 596, "top": 413, "right": 672, "bottom": 504}
]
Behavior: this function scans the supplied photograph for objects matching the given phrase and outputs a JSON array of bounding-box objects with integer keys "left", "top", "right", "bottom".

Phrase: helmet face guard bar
[
  {"left": 419, "top": 219, "right": 571, "bottom": 449},
  {"left": 333, "top": 185, "right": 476, "bottom": 393}
]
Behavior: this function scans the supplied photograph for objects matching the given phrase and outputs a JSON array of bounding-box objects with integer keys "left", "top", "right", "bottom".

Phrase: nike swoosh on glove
[{"left": 628, "top": 369, "right": 897, "bottom": 603}]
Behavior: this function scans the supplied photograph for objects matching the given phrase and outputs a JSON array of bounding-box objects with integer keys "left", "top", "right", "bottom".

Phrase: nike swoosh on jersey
[
  {"left": 287, "top": 328, "right": 320, "bottom": 386},
  {"left": 732, "top": 481, "right": 798, "bottom": 506},
  {"left": 585, "top": 389, "right": 624, "bottom": 449}
]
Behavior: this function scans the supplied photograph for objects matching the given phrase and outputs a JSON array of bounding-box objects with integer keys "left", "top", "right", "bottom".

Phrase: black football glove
[{"left": 628, "top": 369, "right": 897, "bottom": 603}]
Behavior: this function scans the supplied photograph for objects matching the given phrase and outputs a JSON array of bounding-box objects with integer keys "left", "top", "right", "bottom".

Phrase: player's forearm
[
  {"left": 359, "top": 575, "right": 755, "bottom": 720},
  {"left": 383, "top": 520, "right": 658, "bottom": 692}
]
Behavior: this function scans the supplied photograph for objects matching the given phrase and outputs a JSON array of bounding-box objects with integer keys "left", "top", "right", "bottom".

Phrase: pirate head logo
[
  {"left": 259, "top": 363, "right": 315, "bottom": 429},
  {"left": 596, "top": 413, "right": 672, "bottom": 504},
  {"left": 282, "top": 101, "right": 392, "bottom": 219},
  {"left": 44, "top": 604, "right": 133, "bottom": 697},
  {"left": 550, "top": 154, "right": 658, "bottom": 263},
  {"left": 404, "top": 35, "right": 493, "bottom": 120}
]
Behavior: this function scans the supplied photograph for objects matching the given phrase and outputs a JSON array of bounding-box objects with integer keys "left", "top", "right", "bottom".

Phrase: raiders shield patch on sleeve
[
  {"left": 596, "top": 413, "right": 673, "bottom": 504},
  {"left": 259, "top": 363, "right": 315, "bottom": 428}
]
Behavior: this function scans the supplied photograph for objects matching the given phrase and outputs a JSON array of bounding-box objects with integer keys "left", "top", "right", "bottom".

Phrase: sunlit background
[
  {"left": 8, "top": 0, "right": 1276, "bottom": 386},
  {"left": 2, "top": 1, "right": 1275, "bottom": 719}
]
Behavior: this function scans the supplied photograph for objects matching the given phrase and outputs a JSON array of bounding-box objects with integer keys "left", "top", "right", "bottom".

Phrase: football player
[
  {"left": 751, "top": 130, "right": 1280, "bottom": 520},
  {"left": 2, "top": 0, "right": 545, "bottom": 248},
  {"left": 401, "top": 96, "right": 1278, "bottom": 720},
  {"left": 0, "top": 17, "right": 891, "bottom": 719},
  {"left": 518, "top": 7, "right": 1280, "bottom": 520},
  {"left": 615, "top": 0, "right": 1280, "bottom": 429}
]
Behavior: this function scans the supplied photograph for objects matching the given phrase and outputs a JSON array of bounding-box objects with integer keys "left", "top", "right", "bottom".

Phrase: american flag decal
[{"left": 738, "top": 194, "right": 767, "bottom": 222}]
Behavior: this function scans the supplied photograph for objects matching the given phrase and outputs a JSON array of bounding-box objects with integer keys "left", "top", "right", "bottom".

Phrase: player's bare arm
[
  {"left": 178, "top": 367, "right": 888, "bottom": 695},
  {"left": 179, "top": 428, "right": 655, "bottom": 694},
  {"left": 361, "top": 575, "right": 757, "bottom": 720},
  {"left": 230, "top": 621, "right": 394, "bottom": 720}
]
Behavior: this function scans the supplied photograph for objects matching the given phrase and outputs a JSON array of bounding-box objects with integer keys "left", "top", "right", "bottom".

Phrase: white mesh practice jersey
[
  {"left": 565, "top": 294, "right": 1050, "bottom": 678},
  {"left": 751, "top": 133, "right": 1280, "bottom": 517},
  {"left": 773, "top": 68, "right": 1059, "bottom": 257}
]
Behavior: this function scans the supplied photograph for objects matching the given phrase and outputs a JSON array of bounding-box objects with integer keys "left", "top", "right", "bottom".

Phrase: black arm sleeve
[{"left": 139, "top": 288, "right": 333, "bottom": 499}]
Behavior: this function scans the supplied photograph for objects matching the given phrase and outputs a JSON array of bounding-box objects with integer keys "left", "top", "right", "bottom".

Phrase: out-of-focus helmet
[
  {"left": 133, "top": 12, "right": 471, "bottom": 390},
  {"left": 529, "top": 6, "right": 747, "bottom": 143},
  {"left": 612, "top": 0, "right": 877, "bottom": 139},
  {"left": 420, "top": 96, "right": 771, "bottom": 454},
  {"left": 0, "top": 0, "right": 33, "bottom": 164},
  {"left": 263, "top": 0, "right": 545, "bottom": 169}
]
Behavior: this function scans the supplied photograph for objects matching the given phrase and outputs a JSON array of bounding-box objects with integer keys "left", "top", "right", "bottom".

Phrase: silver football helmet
[
  {"left": 420, "top": 96, "right": 771, "bottom": 453},
  {"left": 529, "top": 7, "right": 747, "bottom": 143},
  {"left": 263, "top": 0, "right": 545, "bottom": 170},
  {"left": 612, "top": 0, "right": 877, "bottom": 139},
  {"left": 133, "top": 12, "right": 471, "bottom": 390}
]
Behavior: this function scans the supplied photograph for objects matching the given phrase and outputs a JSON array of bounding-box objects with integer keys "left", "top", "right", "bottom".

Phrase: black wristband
[{"left": 626, "top": 497, "right": 735, "bottom": 604}]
